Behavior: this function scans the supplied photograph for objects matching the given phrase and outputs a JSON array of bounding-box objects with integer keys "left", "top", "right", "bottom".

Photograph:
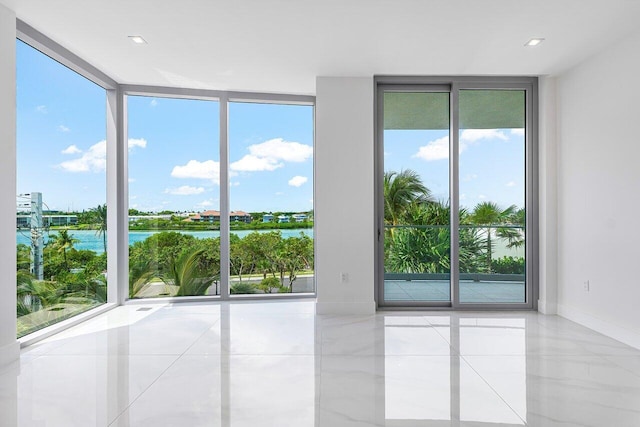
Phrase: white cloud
[
  {"left": 478, "top": 194, "right": 487, "bottom": 200},
  {"left": 413, "top": 136, "right": 450, "bottom": 161},
  {"left": 231, "top": 181, "right": 240, "bottom": 187},
  {"left": 128, "top": 178, "right": 136, "bottom": 183},
  {"left": 61, "top": 145, "right": 81, "bottom": 155},
  {"left": 230, "top": 138, "right": 312, "bottom": 172},
  {"left": 511, "top": 128, "right": 525, "bottom": 136},
  {"left": 128, "top": 138, "right": 147, "bottom": 149},
  {"left": 460, "top": 193, "right": 467, "bottom": 201},
  {"left": 231, "top": 155, "right": 282, "bottom": 172},
  {"left": 36, "top": 105, "right": 47, "bottom": 114},
  {"left": 58, "top": 140, "right": 107, "bottom": 172},
  {"left": 506, "top": 181, "right": 516, "bottom": 187},
  {"left": 164, "top": 185, "right": 205, "bottom": 196},
  {"left": 275, "top": 192, "right": 284, "bottom": 196},
  {"left": 58, "top": 125, "right": 70, "bottom": 133},
  {"left": 249, "top": 138, "right": 312, "bottom": 162},
  {"left": 150, "top": 99, "right": 158, "bottom": 107},
  {"left": 463, "top": 174, "right": 478, "bottom": 182},
  {"left": 288, "top": 175, "right": 308, "bottom": 187},
  {"left": 461, "top": 129, "right": 507, "bottom": 142},
  {"left": 414, "top": 129, "right": 509, "bottom": 162},
  {"left": 171, "top": 159, "right": 220, "bottom": 185},
  {"left": 57, "top": 138, "right": 147, "bottom": 173}
]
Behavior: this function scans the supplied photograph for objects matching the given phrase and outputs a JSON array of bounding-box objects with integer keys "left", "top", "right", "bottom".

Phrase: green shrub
[
  {"left": 492, "top": 256, "right": 525, "bottom": 274},
  {"left": 258, "top": 277, "right": 282, "bottom": 293},
  {"left": 230, "top": 282, "right": 257, "bottom": 294}
]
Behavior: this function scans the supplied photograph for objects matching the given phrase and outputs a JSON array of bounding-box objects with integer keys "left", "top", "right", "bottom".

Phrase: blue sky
[
  {"left": 17, "top": 38, "right": 522, "bottom": 215},
  {"left": 16, "top": 40, "right": 107, "bottom": 212},
  {"left": 384, "top": 128, "right": 525, "bottom": 210},
  {"left": 17, "top": 40, "right": 314, "bottom": 213}
]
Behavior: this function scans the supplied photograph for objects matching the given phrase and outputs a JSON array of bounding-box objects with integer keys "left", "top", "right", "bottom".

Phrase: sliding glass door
[
  {"left": 377, "top": 78, "right": 537, "bottom": 309},
  {"left": 382, "top": 90, "right": 451, "bottom": 304},
  {"left": 458, "top": 89, "right": 527, "bottom": 304}
]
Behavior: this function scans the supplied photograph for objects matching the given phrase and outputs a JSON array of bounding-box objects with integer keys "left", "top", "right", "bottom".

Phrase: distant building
[
  {"left": 263, "top": 214, "right": 274, "bottom": 223},
  {"left": 17, "top": 214, "right": 77, "bottom": 228},
  {"left": 278, "top": 215, "right": 290, "bottom": 223},
  {"left": 16, "top": 215, "right": 29, "bottom": 228},
  {"left": 128, "top": 215, "right": 172, "bottom": 222},
  {"left": 186, "top": 210, "right": 251, "bottom": 223},
  {"left": 187, "top": 210, "right": 220, "bottom": 222},
  {"left": 230, "top": 211, "right": 252, "bottom": 223},
  {"left": 292, "top": 213, "right": 307, "bottom": 222}
]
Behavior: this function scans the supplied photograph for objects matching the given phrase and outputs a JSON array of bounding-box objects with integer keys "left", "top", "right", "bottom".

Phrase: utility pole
[{"left": 30, "top": 192, "right": 44, "bottom": 280}]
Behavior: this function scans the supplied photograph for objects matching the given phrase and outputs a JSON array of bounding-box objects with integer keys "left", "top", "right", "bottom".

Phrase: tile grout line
[
  {"left": 460, "top": 354, "right": 529, "bottom": 426},
  {"left": 107, "top": 317, "right": 222, "bottom": 426}
]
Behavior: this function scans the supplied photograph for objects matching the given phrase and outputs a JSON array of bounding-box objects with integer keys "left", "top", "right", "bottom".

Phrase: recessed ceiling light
[
  {"left": 525, "top": 38, "right": 545, "bottom": 47},
  {"left": 128, "top": 35, "right": 147, "bottom": 44}
]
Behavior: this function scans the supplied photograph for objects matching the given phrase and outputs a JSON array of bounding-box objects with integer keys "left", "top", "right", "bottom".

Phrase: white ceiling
[{"left": 3, "top": 0, "right": 640, "bottom": 95}]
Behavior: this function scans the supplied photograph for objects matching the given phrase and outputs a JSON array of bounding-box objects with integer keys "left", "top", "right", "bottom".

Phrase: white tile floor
[{"left": 2, "top": 300, "right": 640, "bottom": 426}]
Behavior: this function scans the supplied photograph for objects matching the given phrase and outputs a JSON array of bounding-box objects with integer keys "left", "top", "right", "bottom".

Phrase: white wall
[
  {"left": 315, "top": 77, "right": 376, "bottom": 315},
  {"left": 556, "top": 29, "right": 640, "bottom": 349},
  {"left": 0, "top": 3, "right": 19, "bottom": 367}
]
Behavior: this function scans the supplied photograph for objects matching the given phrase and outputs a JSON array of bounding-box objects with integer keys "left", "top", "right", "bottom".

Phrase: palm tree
[
  {"left": 129, "top": 259, "right": 156, "bottom": 298},
  {"left": 384, "top": 170, "right": 433, "bottom": 228},
  {"left": 496, "top": 207, "right": 525, "bottom": 249},
  {"left": 16, "top": 272, "right": 63, "bottom": 316},
  {"left": 471, "top": 202, "right": 516, "bottom": 273},
  {"left": 50, "top": 229, "right": 79, "bottom": 272},
  {"left": 162, "top": 248, "right": 214, "bottom": 296},
  {"left": 91, "top": 204, "right": 107, "bottom": 253}
]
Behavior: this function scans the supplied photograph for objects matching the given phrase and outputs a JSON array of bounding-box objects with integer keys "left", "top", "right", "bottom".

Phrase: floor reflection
[{"left": 5, "top": 302, "right": 640, "bottom": 426}]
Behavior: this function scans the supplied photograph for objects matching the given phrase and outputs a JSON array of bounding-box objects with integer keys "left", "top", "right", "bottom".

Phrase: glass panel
[
  {"left": 16, "top": 40, "right": 107, "bottom": 337},
  {"left": 228, "top": 102, "right": 314, "bottom": 295},
  {"left": 383, "top": 92, "right": 451, "bottom": 302},
  {"left": 458, "top": 90, "right": 526, "bottom": 303},
  {"left": 127, "top": 96, "right": 220, "bottom": 298}
]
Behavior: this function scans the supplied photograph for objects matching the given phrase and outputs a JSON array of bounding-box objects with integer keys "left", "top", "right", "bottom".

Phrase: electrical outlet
[
  {"left": 583, "top": 280, "right": 590, "bottom": 292},
  {"left": 340, "top": 272, "right": 349, "bottom": 283}
]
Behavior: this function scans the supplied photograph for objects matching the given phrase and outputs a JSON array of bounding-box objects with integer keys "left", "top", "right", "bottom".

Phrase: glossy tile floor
[{"left": 3, "top": 300, "right": 640, "bottom": 426}]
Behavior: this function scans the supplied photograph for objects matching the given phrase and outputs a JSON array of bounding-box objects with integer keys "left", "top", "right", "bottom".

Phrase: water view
[{"left": 16, "top": 228, "right": 314, "bottom": 254}]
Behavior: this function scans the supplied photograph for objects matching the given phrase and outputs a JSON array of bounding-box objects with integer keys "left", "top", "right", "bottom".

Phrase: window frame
[
  {"left": 16, "top": 21, "right": 317, "bottom": 345},
  {"left": 121, "top": 86, "right": 315, "bottom": 302},
  {"left": 374, "top": 76, "right": 539, "bottom": 310},
  {"left": 16, "top": 22, "right": 119, "bottom": 344}
]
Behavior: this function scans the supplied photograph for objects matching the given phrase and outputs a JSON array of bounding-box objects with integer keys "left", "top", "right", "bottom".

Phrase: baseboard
[
  {"left": 557, "top": 303, "right": 640, "bottom": 351},
  {"left": 537, "top": 299, "right": 558, "bottom": 315},
  {"left": 0, "top": 341, "right": 20, "bottom": 368},
  {"left": 315, "top": 301, "right": 376, "bottom": 315}
]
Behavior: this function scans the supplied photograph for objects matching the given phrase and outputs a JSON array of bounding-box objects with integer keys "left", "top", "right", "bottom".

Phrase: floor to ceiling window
[
  {"left": 228, "top": 101, "right": 314, "bottom": 295},
  {"left": 126, "top": 92, "right": 314, "bottom": 299},
  {"left": 127, "top": 96, "right": 221, "bottom": 298},
  {"left": 15, "top": 30, "right": 315, "bottom": 340},
  {"left": 377, "top": 78, "right": 537, "bottom": 309},
  {"left": 16, "top": 39, "right": 108, "bottom": 336}
]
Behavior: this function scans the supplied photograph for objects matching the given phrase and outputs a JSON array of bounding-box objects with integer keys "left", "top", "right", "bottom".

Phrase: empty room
[{"left": 1, "top": 1, "right": 640, "bottom": 426}]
